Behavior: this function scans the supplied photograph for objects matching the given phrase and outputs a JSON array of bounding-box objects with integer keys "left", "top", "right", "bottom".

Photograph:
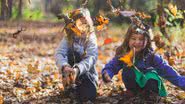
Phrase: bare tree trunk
[
  {"left": 7, "top": 0, "right": 13, "bottom": 19},
  {"left": 17, "top": 0, "right": 23, "bottom": 19},
  {"left": 44, "top": 0, "right": 51, "bottom": 14},
  {"left": 1, "top": 0, "right": 7, "bottom": 20}
]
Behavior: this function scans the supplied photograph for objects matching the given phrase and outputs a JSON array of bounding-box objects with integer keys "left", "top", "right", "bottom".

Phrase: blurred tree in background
[{"left": 0, "top": 0, "right": 184, "bottom": 22}]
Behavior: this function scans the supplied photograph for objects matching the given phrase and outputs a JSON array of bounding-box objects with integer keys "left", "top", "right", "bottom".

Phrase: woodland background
[{"left": 0, "top": 0, "right": 185, "bottom": 104}]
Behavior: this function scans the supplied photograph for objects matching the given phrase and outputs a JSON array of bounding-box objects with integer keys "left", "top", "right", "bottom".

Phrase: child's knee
[{"left": 144, "top": 79, "right": 158, "bottom": 93}]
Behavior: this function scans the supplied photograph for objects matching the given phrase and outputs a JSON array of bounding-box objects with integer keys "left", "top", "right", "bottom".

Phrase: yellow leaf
[
  {"left": 177, "top": 92, "right": 185, "bottom": 100},
  {"left": 66, "top": 23, "right": 81, "bottom": 36},
  {"left": 96, "top": 25, "right": 104, "bottom": 31},
  {"left": 95, "top": 15, "right": 109, "bottom": 31},
  {"left": 27, "top": 64, "right": 40, "bottom": 74},
  {"left": 26, "top": 87, "right": 36, "bottom": 94},
  {"left": 168, "top": 3, "right": 177, "bottom": 16},
  {"left": 119, "top": 49, "right": 134, "bottom": 67}
]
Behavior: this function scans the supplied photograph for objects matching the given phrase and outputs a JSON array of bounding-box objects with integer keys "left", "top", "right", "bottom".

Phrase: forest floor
[{"left": 0, "top": 21, "right": 185, "bottom": 104}]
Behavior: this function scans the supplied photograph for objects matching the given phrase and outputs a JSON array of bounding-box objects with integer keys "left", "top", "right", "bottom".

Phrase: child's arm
[
  {"left": 73, "top": 33, "right": 98, "bottom": 76},
  {"left": 55, "top": 36, "right": 70, "bottom": 70},
  {"left": 101, "top": 56, "right": 124, "bottom": 81},
  {"left": 151, "top": 54, "right": 185, "bottom": 90}
]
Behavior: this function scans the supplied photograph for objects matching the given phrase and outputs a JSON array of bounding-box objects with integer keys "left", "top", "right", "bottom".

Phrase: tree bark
[
  {"left": 1, "top": 0, "right": 6, "bottom": 20},
  {"left": 17, "top": 0, "right": 23, "bottom": 19},
  {"left": 7, "top": 0, "right": 13, "bottom": 19}
]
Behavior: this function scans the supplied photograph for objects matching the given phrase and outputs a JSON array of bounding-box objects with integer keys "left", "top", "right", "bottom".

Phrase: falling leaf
[
  {"left": 69, "top": 9, "right": 81, "bottom": 19},
  {"left": 94, "top": 15, "right": 109, "bottom": 31},
  {"left": 66, "top": 23, "right": 81, "bottom": 36},
  {"left": 153, "top": 35, "right": 165, "bottom": 49},
  {"left": 155, "top": 48, "right": 165, "bottom": 55},
  {"left": 136, "top": 12, "right": 151, "bottom": 19},
  {"left": 103, "top": 38, "right": 113, "bottom": 45},
  {"left": 119, "top": 49, "right": 135, "bottom": 67},
  {"left": 96, "top": 25, "right": 104, "bottom": 31},
  {"left": 168, "top": 3, "right": 177, "bottom": 16}
]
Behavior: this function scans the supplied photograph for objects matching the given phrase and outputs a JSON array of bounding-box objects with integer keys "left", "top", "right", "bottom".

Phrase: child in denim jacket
[{"left": 55, "top": 8, "right": 98, "bottom": 102}]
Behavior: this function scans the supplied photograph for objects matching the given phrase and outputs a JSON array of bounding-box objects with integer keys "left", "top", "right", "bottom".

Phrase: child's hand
[
  {"left": 69, "top": 68, "right": 79, "bottom": 84},
  {"left": 102, "top": 71, "right": 111, "bottom": 83},
  {"left": 63, "top": 66, "right": 73, "bottom": 73}
]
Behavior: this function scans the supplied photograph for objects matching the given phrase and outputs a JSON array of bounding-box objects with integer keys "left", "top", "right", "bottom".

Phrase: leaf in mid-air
[
  {"left": 95, "top": 15, "right": 109, "bottom": 31},
  {"left": 103, "top": 38, "right": 113, "bottom": 45},
  {"left": 66, "top": 23, "right": 81, "bottom": 36},
  {"left": 168, "top": 3, "right": 177, "bottom": 16},
  {"left": 119, "top": 49, "right": 135, "bottom": 67}
]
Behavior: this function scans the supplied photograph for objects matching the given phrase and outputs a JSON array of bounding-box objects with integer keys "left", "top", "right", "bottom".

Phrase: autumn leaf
[
  {"left": 25, "top": 87, "right": 36, "bottom": 94},
  {"left": 96, "top": 25, "right": 104, "bottom": 31},
  {"left": 103, "top": 38, "right": 113, "bottom": 45},
  {"left": 177, "top": 92, "right": 185, "bottom": 100},
  {"left": 0, "top": 95, "right": 3, "bottom": 104},
  {"left": 27, "top": 64, "right": 40, "bottom": 74},
  {"left": 69, "top": 9, "right": 81, "bottom": 19},
  {"left": 66, "top": 23, "right": 81, "bottom": 36},
  {"left": 168, "top": 3, "right": 177, "bottom": 16},
  {"left": 94, "top": 15, "right": 109, "bottom": 31},
  {"left": 119, "top": 48, "right": 135, "bottom": 67},
  {"left": 136, "top": 12, "right": 151, "bottom": 19}
]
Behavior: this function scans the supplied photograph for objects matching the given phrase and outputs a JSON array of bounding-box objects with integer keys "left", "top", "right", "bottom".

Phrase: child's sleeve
[
  {"left": 101, "top": 56, "right": 123, "bottom": 79},
  {"left": 73, "top": 33, "right": 98, "bottom": 76},
  {"left": 151, "top": 54, "right": 185, "bottom": 90},
  {"left": 55, "top": 36, "right": 70, "bottom": 70}
]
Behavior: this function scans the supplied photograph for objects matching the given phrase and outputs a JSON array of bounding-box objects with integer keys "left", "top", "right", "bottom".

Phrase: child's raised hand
[{"left": 102, "top": 71, "right": 111, "bottom": 83}]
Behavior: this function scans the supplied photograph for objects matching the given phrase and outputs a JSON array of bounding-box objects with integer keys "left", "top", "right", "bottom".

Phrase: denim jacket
[
  {"left": 55, "top": 32, "right": 98, "bottom": 81},
  {"left": 102, "top": 53, "right": 185, "bottom": 90}
]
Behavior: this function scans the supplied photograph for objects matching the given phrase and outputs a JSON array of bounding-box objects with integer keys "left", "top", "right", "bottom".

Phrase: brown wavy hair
[{"left": 115, "top": 25, "right": 153, "bottom": 59}]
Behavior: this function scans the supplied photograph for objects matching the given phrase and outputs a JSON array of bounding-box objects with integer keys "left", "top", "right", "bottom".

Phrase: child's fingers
[
  {"left": 63, "top": 67, "right": 74, "bottom": 73},
  {"left": 104, "top": 72, "right": 111, "bottom": 82},
  {"left": 102, "top": 71, "right": 111, "bottom": 83}
]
